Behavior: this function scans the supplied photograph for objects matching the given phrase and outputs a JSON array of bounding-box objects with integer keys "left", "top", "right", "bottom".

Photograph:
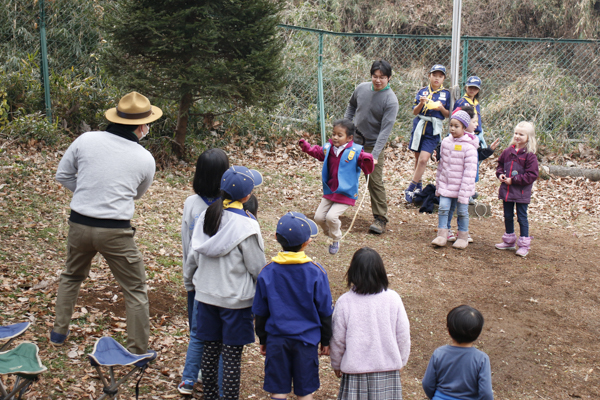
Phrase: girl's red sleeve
[
  {"left": 496, "top": 149, "right": 507, "bottom": 178},
  {"left": 299, "top": 139, "right": 325, "bottom": 161},
  {"left": 358, "top": 150, "right": 374, "bottom": 175}
]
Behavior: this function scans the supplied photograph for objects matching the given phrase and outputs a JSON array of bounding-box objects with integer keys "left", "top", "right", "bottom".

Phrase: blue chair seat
[
  {"left": 0, "top": 322, "right": 30, "bottom": 341},
  {"left": 88, "top": 337, "right": 157, "bottom": 368}
]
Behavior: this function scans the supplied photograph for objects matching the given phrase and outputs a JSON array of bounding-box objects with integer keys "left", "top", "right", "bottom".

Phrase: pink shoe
[
  {"left": 447, "top": 230, "right": 456, "bottom": 242},
  {"left": 495, "top": 233, "right": 517, "bottom": 250},
  {"left": 516, "top": 236, "right": 532, "bottom": 257}
]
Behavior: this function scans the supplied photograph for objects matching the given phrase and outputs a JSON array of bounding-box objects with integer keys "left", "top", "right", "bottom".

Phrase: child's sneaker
[
  {"left": 404, "top": 181, "right": 417, "bottom": 203},
  {"left": 468, "top": 234, "right": 474, "bottom": 243},
  {"left": 329, "top": 242, "right": 340, "bottom": 254},
  {"left": 178, "top": 380, "right": 194, "bottom": 395},
  {"left": 447, "top": 230, "right": 457, "bottom": 242}
]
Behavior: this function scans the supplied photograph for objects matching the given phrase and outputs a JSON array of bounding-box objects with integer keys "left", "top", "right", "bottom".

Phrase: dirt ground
[{"left": 1, "top": 137, "right": 599, "bottom": 399}]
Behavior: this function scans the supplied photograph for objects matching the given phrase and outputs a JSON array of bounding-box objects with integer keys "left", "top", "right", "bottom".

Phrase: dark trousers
[{"left": 503, "top": 201, "right": 529, "bottom": 237}]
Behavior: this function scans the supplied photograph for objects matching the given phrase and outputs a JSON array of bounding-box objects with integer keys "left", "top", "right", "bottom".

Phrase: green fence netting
[
  {"left": 2, "top": 8, "right": 599, "bottom": 148},
  {"left": 277, "top": 24, "right": 600, "bottom": 147}
]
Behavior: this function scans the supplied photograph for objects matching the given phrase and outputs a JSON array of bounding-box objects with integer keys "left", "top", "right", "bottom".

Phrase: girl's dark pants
[{"left": 503, "top": 201, "right": 529, "bottom": 237}]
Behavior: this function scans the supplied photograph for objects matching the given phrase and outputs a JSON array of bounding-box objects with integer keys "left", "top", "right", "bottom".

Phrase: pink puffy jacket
[{"left": 435, "top": 133, "right": 479, "bottom": 204}]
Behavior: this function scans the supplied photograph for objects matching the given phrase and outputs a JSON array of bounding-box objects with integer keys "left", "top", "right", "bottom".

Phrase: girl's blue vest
[{"left": 322, "top": 142, "right": 363, "bottom": 200}]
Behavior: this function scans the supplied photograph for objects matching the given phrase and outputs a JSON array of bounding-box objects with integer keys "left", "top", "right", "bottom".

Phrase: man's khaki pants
[
  {"left": 53, "top": 221, "right": 149, "bottom": 354},
  {"left": 363, "top": 147, "right": 388, "bottom": 222}
]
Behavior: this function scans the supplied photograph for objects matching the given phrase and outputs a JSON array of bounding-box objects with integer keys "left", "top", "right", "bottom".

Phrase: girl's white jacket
[{"left": 183, "top": 209, "right": 266, "bottom": 309}]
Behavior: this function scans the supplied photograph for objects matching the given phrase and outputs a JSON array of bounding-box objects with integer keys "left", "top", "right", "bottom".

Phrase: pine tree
[{"left": 101, "top": 0, "right": 284, "bottom": 157}]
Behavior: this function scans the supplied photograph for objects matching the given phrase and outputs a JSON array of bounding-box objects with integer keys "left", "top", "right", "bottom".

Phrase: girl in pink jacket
[{"left": 432, "top": 110, "right": 478, "bottom": 249}]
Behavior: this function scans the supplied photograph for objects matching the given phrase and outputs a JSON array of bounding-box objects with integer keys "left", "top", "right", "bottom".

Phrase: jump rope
[{"left": 338, "top": 174, "right": 370, "bottom": 242}]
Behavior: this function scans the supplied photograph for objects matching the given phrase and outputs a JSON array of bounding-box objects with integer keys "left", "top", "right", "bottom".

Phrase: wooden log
[{"left": 541, "top": 165, "right": 600, "bottom": 181}]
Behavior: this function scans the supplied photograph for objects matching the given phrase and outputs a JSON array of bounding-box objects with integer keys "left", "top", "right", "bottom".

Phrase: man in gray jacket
[
  {"left": 345, "top": 60, "right": 399, "bottom": 234},
  {"left": 51, "top": 92, "right": 162, "bottom": 354}
]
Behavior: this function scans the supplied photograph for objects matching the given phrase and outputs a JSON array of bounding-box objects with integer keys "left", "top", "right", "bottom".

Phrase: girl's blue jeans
[
  {"left": 503, "top": 201, "right": 529, "bottom": 237},
  {"left": 439, "top": 196, "right": 469, "bottom": 232},
  {"left": 182, "top": 296, "right": 223, "bottom": 395}
]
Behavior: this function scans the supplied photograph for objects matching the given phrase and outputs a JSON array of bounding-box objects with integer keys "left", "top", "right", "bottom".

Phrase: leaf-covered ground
[{"left": 1, "top": 134, "right": 599, "bottom": 399}]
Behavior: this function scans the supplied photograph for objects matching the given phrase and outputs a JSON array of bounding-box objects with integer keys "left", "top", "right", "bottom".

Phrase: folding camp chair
[
  {"left": 0, "top": 322, "right": 30, "bottom": 352},
  {"left": 0, "top": 342, "right": 47, "bottom": 400},
  {"left": 88, "top": 336, "right": 157, "bottom": 400}
]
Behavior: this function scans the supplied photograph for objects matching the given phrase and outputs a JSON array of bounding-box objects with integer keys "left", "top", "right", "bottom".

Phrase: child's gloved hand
[{"left": 298, "top": 139, "right": 310, "bottom": 152}]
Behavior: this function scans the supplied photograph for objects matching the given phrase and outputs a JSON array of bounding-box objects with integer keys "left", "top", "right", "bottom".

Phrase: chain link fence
[
  {"left": 2, "top": 10, "right": 600, "bottom": 149},
  {"left": 1, "top": 0, "right": 104, "bottom": 74},
  {"left": 277, "top": 24, "right": 600, "bottom": 148}
]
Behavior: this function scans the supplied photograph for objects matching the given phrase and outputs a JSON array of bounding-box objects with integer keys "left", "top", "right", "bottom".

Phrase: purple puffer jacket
[
  {"left": 435, "top": 133, "right": 479, "bottom": 204},
  {"left": 496, "top": 146, "right": 539, "bottom": 203}
]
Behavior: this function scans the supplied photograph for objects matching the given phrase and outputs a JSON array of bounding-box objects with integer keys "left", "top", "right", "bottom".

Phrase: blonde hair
[{"left": 510, "top": 121, "right": 537, "bottom": 154}]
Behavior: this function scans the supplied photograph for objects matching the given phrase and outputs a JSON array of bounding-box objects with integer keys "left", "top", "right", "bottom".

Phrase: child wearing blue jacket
[
  {"left": 405, "top": 64, "right": 451, "bottom": 203},
  {"left": 422, "top": 305, "right": 493, "bottom": 400},
  {"left": 253, "top": 212, "right": 333, "bottom": 400}
]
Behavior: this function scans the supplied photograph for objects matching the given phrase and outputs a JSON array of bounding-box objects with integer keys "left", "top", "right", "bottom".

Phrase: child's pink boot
[
  {"left": 452, "top": 231, "right": 469, "bottom": 249},
  {"left": 516, "top": 236, "right": 532, "bottom": 257},
  {"left": 432, "top": 228, "right": 448, "bottom": 247},
  {"left": 495, "top": 233, "right": 517, "bottom": 250}
]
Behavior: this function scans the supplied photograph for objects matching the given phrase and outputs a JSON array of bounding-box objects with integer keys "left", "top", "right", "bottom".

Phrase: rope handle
[{"left": 339, "top": 174, "right": 370, "bottom": 242}]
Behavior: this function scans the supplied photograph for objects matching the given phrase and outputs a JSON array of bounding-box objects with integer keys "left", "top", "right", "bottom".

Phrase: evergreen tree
[{"left": 101, "top": 0, "right": 284, "bottom": 156}]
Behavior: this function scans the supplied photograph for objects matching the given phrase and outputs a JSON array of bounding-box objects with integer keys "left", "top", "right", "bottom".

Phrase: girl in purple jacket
[{"left": 495, "top": 121, "right": 539, "bottom": 256}]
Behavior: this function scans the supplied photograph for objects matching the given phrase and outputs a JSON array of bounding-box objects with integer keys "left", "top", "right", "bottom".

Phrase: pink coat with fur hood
[{"left": 435, "top": 133, "right": 479, "bottom": 204}]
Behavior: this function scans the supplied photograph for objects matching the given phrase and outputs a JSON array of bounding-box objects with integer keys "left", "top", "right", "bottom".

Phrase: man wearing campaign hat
[
  {"left": 51, "top": 92, "right": 162, "bottom": 354},
  {"left": 253, "top": 212, "right": 333, "bottom": 400}
]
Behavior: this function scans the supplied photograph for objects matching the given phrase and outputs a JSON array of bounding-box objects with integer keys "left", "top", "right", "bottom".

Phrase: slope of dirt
[{"left": 1, "top": 137, "right": 599, "bottom": 399}]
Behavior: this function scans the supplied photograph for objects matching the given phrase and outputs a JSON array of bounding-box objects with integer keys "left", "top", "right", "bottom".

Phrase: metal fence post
[
  {"left": 317, "top": 33, "right": 326, "bottom": 145},
  {"left": 461, "top": 37, "right": 469, "bottom": 93},
  {"left": 39, "top": 0, "right": 52, "bottom": 120}
]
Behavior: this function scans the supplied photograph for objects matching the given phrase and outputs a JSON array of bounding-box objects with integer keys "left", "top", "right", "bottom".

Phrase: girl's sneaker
[
  {"left": 447, "top": 230, "right": 457, "bottom": 242},
  {"left": 468, "top": 234, "right": 473, "bottom": 243},
  {"left": 178, "top": 380, "right": 194, "bottom": 395},
  {"left": 329, "top": 242, "right": 340, "bottom": 254}
]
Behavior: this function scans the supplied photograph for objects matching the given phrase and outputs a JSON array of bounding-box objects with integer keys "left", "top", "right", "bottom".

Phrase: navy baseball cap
[
  {"left": 276, "top": 212, "right": 319, "bottom": 247},
  {"left": 220, "top": 166, "right": 263, "bottom": 200},
  {"left": 466, "top": 76, "right": 482, "bottom": 88},
  {"left": 430, "top": 64, "right": 446, "bottom": 75}
]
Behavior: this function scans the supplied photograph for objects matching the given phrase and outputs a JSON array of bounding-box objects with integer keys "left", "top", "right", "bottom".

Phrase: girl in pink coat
[{"left": 432, "top": 110, "right": 478, "bottom": 249}]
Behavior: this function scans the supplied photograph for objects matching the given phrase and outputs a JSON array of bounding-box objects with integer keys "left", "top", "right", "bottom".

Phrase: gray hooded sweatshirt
[{"left": 184, "top": 208, "right": 266, "bottom": 309}]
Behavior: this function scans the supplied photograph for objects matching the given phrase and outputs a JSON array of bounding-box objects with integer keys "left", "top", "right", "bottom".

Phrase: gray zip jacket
[{"left": 184, "top": 208, "right": 266, "bottom": 308}]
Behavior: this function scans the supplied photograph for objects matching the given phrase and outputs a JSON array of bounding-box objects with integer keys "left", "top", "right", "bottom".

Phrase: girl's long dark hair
[
  {"left": 203, "top": 190, "right": 232, "bottom": 237},
  {"left": 193, "top": 149, "right": 229, "bottom": 197},
  {"left": 346, "top": 247, "right": 388, "bottom": 295}
]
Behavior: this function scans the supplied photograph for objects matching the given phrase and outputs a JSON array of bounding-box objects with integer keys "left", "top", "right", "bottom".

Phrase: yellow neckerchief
[
  {"left": 462, "top": 95, "right": 479, "bottom": 117},
  {"left": 426, "top": 84, "right": 445, "bottom": 99},
  {"left": 223, "top": 199, "right": 243, "bottom": 209},
  {"left": 422, "top": 84, "right": 445, "bottom": 113},
  {"left": 271, "top": 251, "right": 312, "bottom": 264}
]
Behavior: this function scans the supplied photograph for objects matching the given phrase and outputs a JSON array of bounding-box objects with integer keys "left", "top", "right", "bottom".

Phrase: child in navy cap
[
  {"left": 185, "top": 165, "right": 266, "bottom": 400},
  {"left": 253, "top": 212, "right": 333, "bottom": 400},
  {"left": 405, "top": 64, "right": 451, "bottom": 203}
]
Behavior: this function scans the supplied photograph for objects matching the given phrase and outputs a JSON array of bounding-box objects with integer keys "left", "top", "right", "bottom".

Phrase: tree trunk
[
  {"left": 541, "top": 165, "right": 600, "bottom": 181},
  {"left": 173, "top": 92, "right": 193, "bottom": 158}
]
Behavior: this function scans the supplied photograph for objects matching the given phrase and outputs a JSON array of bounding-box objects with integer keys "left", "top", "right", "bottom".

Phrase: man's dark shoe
[
  {"left": 369, "top": 217, "right": 387, "bottom": 234},
  {"left": 49, "top": 330, "right": 69, "bottom": 346}
]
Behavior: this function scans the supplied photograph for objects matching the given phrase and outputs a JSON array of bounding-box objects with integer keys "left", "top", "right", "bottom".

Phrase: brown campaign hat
[{"left": 105, "top": 92, "right": 163, "bottom": 125}]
